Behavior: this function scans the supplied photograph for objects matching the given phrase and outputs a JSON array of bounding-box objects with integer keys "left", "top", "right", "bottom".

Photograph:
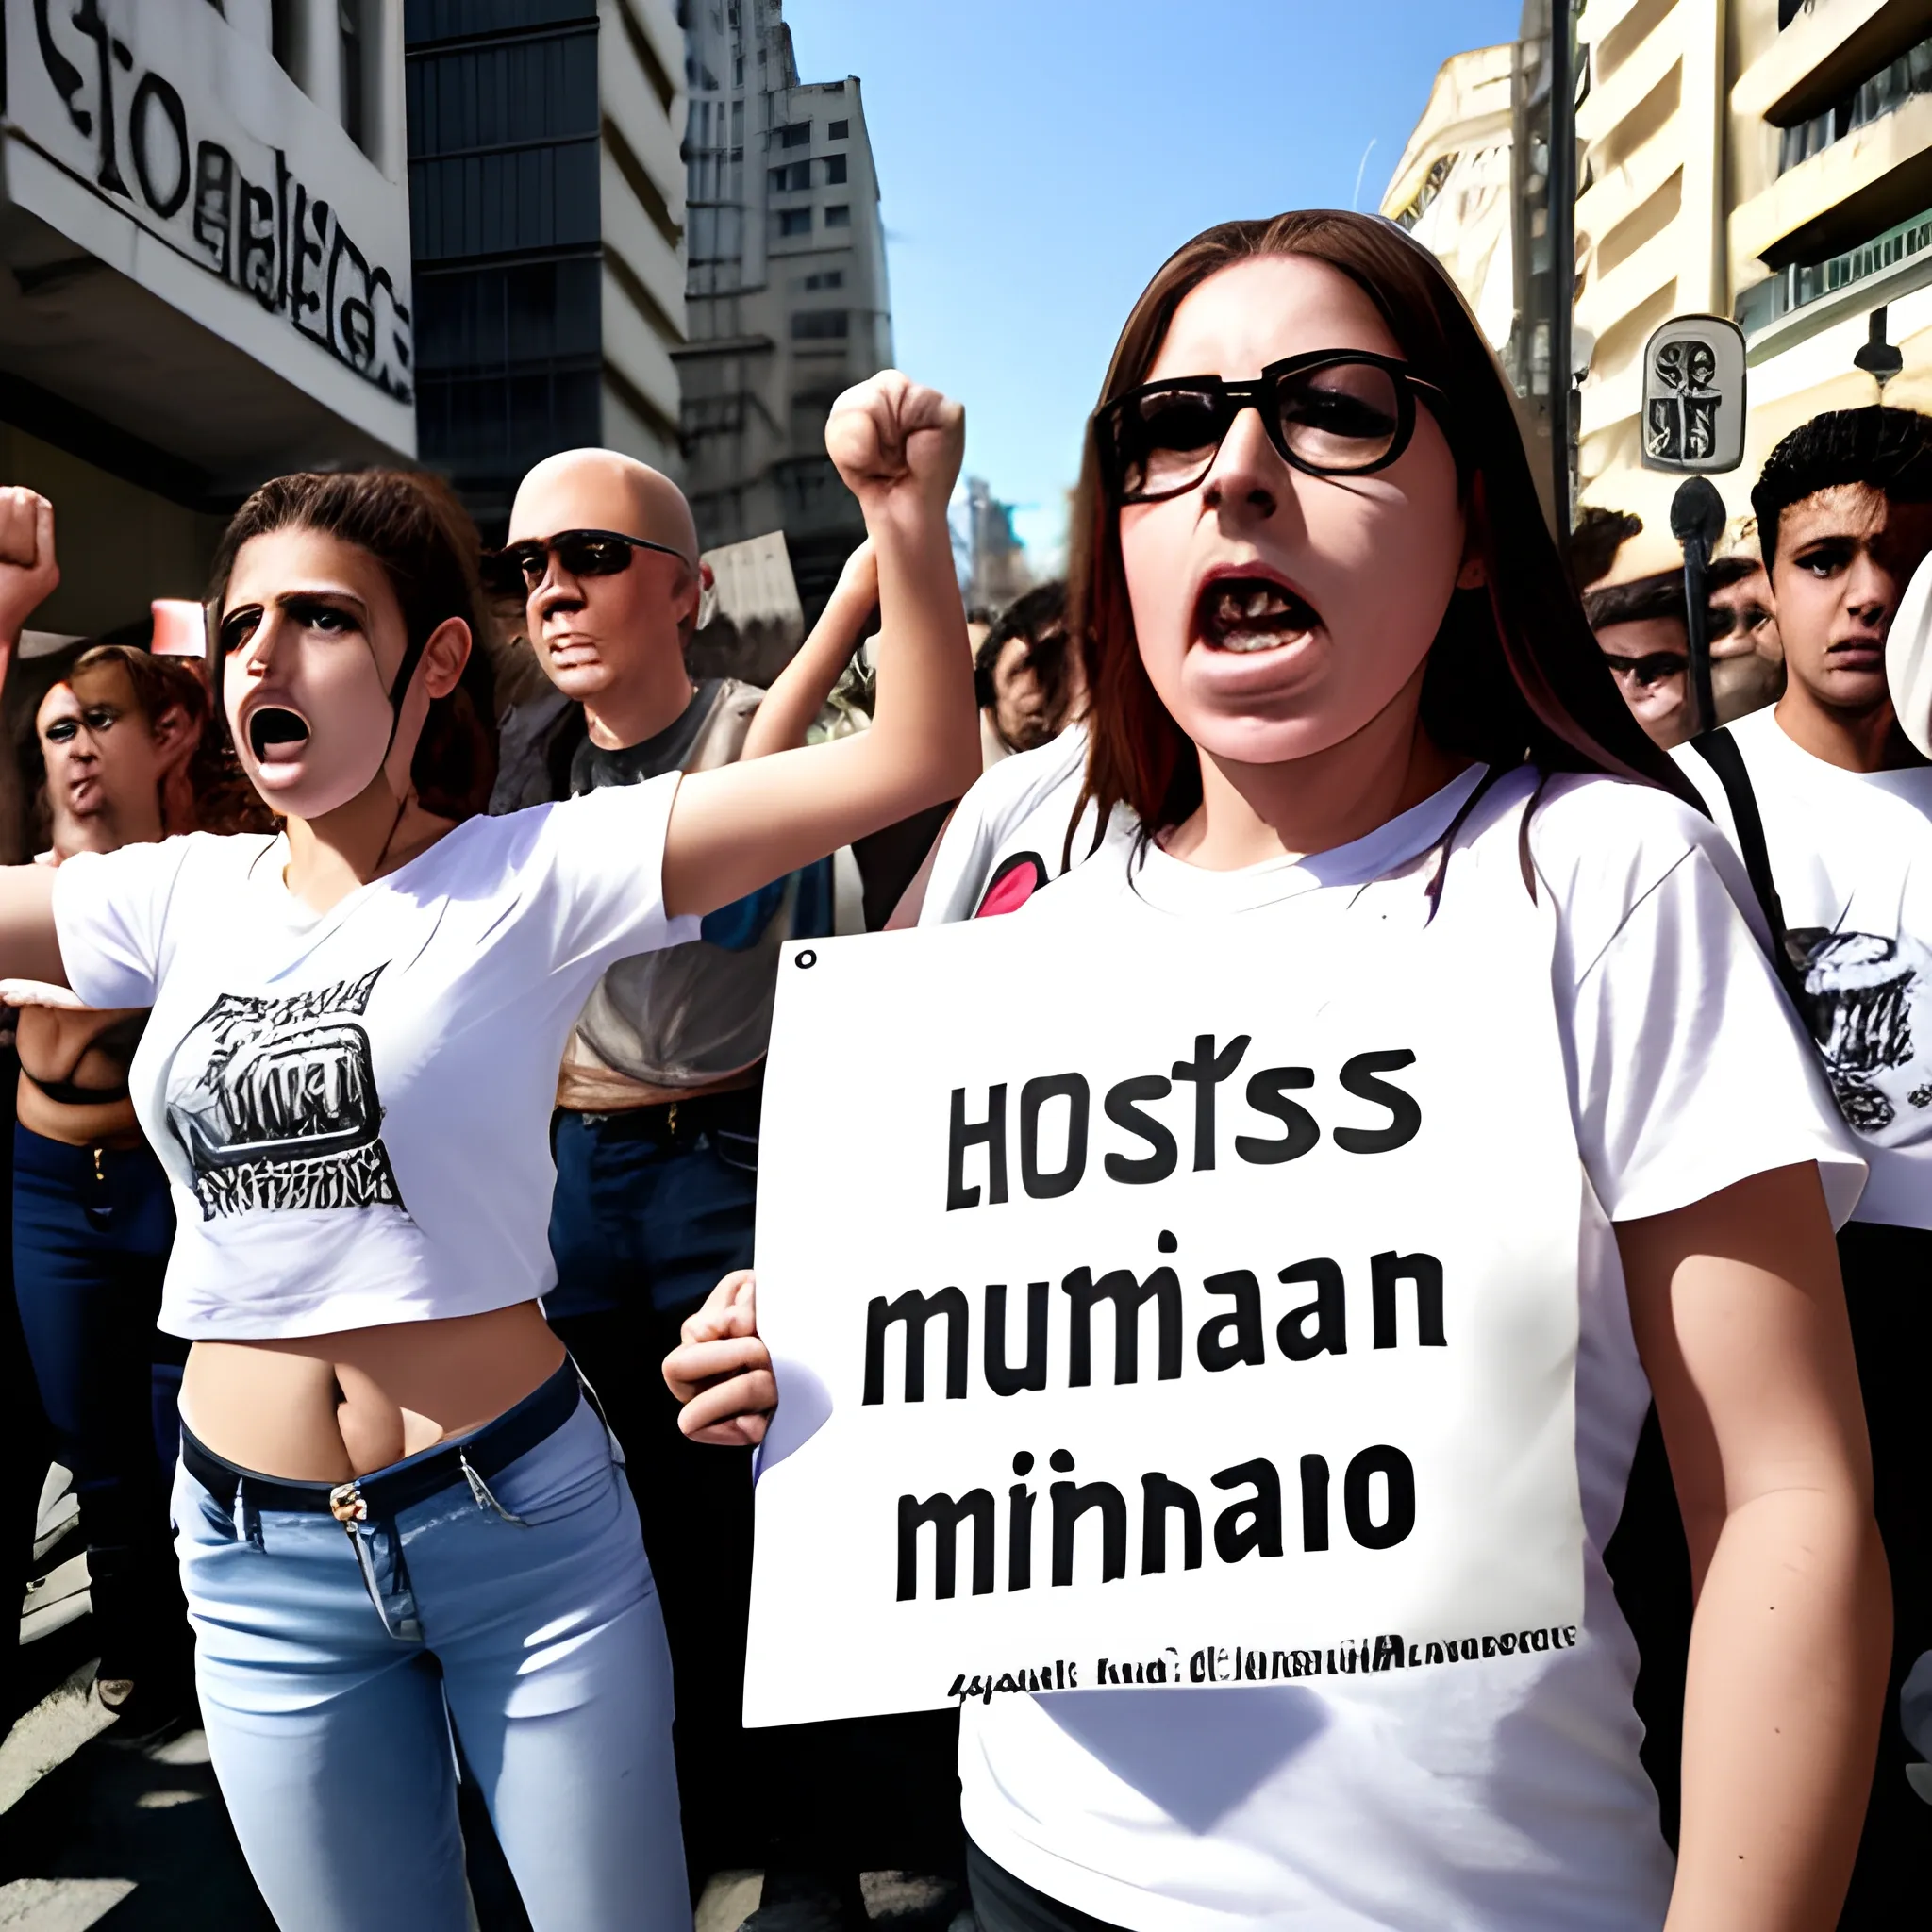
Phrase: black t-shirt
[{"left": 569, "top": 681, "right": 721, "bottom": 796}]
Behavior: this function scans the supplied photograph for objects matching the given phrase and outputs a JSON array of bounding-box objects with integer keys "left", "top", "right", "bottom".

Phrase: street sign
[{"left": 1640, "top": 316, "right": 1747, "bottom": 475}]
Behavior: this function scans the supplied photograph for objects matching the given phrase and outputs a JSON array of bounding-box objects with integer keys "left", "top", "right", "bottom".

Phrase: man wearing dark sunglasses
[{"left": 499, "top": 446, "right": 840, "bottom": 1890}]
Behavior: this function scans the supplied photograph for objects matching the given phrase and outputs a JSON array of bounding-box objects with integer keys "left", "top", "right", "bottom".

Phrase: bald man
[{"left": 502, "top": 450, "right": 838, "bottom": 1886}]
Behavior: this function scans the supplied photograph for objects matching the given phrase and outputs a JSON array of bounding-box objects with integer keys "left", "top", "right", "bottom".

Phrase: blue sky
[{"left": 785, "top": 0, "right": 1524, "bottom": 570}]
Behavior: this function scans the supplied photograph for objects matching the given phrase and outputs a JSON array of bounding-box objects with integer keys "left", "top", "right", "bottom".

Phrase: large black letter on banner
[
  {"left": 1103, "top": 1075, "right": 1177, "bottom": 1184},
  {"left": 1276, "top": 1259, "right": 1347, "bottom": 1359},
  {"left": 898, "top": 1490, "right": 994, "bottom": 1599},
  {"left": 1051, "top": 1468, "right": 1127, "bottom": 1585},
  {"left": 1021, "top": 1074, "right": 1089, "bottom": 1199},
  {"left": 1064, "top": 1264, "right": 1181, "bottom": 1386},
  {"left": 1141, "top": 1472, "right": 1202, "bottom": 1574},
  {"left": 1235, "top": 1066, "right": 1320, "bottom": 1164},
  {"left": 1333, "top": 1049, "right": 1421, "bottom": 1153},
  {"left": 948, "top": 1085, "right": 1008, "bottom": 1210},
  {"left": 1344, "top": 1446, "right": 1416, "bottom": 1550},
  {"left": 1170, "top": 1033, "right": 1250, "bottom": 1170},
  {"left": 864, "top": 1288, "right": 969, "bottom": 1404},
  {"left": 984, "top": 1281, "right": 1049, "bottom": 1395},
  {"left": 1371, "top": 1252, "right": 1445, "bottom": 1349},
  {"left": 1198, "top": 1270, "right": 1265, "bottom": 1370},
  {"left": 1211, "top": 1458, "right": 1284, "bottom": 1562}
]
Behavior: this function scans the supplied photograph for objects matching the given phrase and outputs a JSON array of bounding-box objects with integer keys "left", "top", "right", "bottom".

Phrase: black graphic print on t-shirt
[
  {"left": 166, "top": 965, "right": 406, "bottom": 1222},
  {"left": 1790, "top": 927, "right": 1932, "bottom": 1146}
]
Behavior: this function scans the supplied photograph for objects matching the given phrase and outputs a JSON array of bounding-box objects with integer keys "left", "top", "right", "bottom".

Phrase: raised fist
[
  {"left": 0, "top": 489, "right": 58, "bottom": 649},
  {"left": 824, "top": 372, "right": 964, "bottom": 530}
]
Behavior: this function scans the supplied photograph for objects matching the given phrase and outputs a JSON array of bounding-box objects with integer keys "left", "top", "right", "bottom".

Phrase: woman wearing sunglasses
[
  {"left": 667, "top": 213, "right": 1886, "bottom": 1930},
  {"left": 0, "top": 374, "right": 974, "bottom": 1931}
]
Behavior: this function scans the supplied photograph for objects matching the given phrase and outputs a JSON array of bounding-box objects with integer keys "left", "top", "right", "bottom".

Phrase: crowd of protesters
[{"left": 0, "top": 207, "right": 1922, "bottom": 1932}]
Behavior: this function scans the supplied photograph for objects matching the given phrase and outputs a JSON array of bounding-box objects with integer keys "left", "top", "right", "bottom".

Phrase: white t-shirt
[
  {"left": 950, "top": 763, "right": 1862, "bottom": 1932},
  {"left": 1676, "top": 705, "right": 1932, "bottom": 1230},
  {"left": 51, "top": 776, "right": 695, "bottom": 1339},
  {"left": 921, "top": 723, "right": 1096, "bottom": 924}
]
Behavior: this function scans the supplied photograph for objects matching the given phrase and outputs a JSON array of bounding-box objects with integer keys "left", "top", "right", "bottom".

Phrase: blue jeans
[
  {"left": 175, "top": 1375, "right": 689, "bottom": 1931},
  {"left": 13, "top": 1124, "right": 188, "bottom": 1682},
  {"left": 546, "top": 1104, "right": 758, "bottom": 1874}
]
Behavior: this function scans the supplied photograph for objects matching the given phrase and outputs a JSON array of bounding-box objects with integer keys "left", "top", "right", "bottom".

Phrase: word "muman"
[
  {"left": 948, "top": 1036, "right": 1419, "bottom": 1210},
  {"left": 897, "top": 1442, "right": 1414, "bottom": 1601},
  {"left": 863, "top": 1238, "right": 1445, "bottom": 1405}
]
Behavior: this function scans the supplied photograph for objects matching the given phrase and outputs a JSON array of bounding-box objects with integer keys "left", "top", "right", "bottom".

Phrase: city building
[
  {"left": 1572, "top": 0, "right": 1929, "bottom": 531},
  {"left": 678, "top": 0, "right": 892, "bottom": 611},
  {"left": 1383, "top": 42, "right": 1520, "bottom": 355},
  {"left": 1385, "top": 0, "right": 1931, "bottom": 539},
  {"left": 405, "top": 0, "right": 688, "bottom": 536},
  {"left": 0, "top": 0, "right": 415, "bottom": 635}
]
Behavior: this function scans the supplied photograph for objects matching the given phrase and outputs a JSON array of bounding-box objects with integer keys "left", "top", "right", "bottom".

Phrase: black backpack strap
[{"left": 1690, "top": 726, "right": 1806, "bottom": 1007}]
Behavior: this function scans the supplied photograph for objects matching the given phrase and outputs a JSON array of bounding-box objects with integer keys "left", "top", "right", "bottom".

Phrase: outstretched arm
[
  {"left": 662, "top": 374, "right": 977, "bottom": 918},
  {"left": 1621, "top": 1164, "right": 1886, "bottom": 1932},
  {"left": 739, "top": 541, "right": 880, "bottom": 760}
]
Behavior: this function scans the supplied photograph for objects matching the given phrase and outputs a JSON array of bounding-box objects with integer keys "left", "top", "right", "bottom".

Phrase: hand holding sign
[{"left": 665, "top": 1271, "right": 776, "bottom": 1447}]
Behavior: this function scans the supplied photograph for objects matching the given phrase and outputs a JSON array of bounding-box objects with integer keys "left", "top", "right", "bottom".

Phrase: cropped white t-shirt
[
  {"left": 950, "top": 765, "right": 1863, "bottom": 1932},
  {"left": 50, "top": 775, "right": 695, "bottom": 1339}
]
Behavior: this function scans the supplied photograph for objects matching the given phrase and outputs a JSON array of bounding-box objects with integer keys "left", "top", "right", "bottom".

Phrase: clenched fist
[
  {"left": 0, "top": 489, "right": 58, "bottom": 650},
  {"left": 824, "top": 371, "right": 964, "bottom": 532}
]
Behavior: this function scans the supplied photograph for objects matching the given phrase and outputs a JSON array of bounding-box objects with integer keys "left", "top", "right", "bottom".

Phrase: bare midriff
[
  {"left": 15, "top": 1005, "right": 146, "bottom": 1148},
  {"left": 181, "top": 1303, "right": 568, "bottom": 1482}
]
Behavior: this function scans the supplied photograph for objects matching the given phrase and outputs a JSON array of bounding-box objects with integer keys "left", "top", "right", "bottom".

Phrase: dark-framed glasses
[
  {"left": 1094, "top": 350, "right": 1446, "bottom": 505},
  {"left": 481, "top": 529, "right": 693, "bottom": 598}
]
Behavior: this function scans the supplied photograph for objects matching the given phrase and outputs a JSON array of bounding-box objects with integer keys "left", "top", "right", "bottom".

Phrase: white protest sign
[{"left": 744, "top": 907, "right": 1583, "bottom": 1726}]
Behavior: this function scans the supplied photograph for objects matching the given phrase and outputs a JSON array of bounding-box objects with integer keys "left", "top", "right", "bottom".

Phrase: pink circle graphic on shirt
[{"left": 974, "top": 853, "right": 1049, "bottom": 919}]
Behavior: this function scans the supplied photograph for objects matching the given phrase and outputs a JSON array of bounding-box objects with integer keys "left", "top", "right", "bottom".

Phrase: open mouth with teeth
[
  {"left": 247, "top": 707, "right": 310, "bottom": 761},
  {"left": 1197, "top": 576, "right": 1323, "bottom": 655}
]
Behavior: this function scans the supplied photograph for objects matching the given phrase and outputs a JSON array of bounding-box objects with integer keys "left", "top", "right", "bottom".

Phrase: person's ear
[
  {"left": 149, "top": 701, "right": 197, "bottom": 774},
  {"left": 1456, "top": 555, "right": 1488, "bottom": 590},
  {"left": 419, "top": 615, "right": 473, "bottom": 701}
]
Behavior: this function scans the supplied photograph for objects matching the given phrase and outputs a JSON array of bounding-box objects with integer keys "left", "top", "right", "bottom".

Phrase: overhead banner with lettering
[{"left": 743, "top": 908, "right": 1585, "bottom": 1726}]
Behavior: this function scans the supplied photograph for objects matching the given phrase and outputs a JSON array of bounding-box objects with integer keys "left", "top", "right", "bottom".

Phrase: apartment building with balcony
[
  {"left": 404, "top": 0, "right": 688, "bottom": 535},
  {"left": 678, "top": 0, "right": 891, "bottom": 612},
  {"left": 1568, "top": 0, "right": 1930, "bottom": 532},
  {"left": 1382, "top": 43, "right": 1520, "bottom": 355},
  {"left": 0, "top": 0, "right": 414, "bottom": 634}
]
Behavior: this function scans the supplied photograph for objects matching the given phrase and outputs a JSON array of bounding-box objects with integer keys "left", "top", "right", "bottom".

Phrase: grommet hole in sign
[{"left": 795, "top": 949, "right": 817, "bottom": 970}]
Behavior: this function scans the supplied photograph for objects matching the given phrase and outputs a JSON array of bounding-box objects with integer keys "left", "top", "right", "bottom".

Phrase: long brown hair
[
  {"left": 1070, "top": 211, "right": 1701, "bottom": 843},
  {"left": 208, "top": 470, "right": 498, "bottom": 821}
]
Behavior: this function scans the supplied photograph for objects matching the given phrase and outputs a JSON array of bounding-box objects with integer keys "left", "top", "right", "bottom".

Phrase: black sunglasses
[
  {"left": 1094, "top": 350, "right": 1446, "bottom": 505},
  {"left": 481, "top": 529, "right": 693, "bottom": 598}
]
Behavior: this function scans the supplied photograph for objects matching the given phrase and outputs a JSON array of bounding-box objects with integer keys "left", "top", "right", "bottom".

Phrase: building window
[
  {"left": 792, "top": 310, "right": 850, "bottom": 340},
  {"left": 828, "top": 120, "right": 849, "bottom": 140},
  {"left": 341, "top": 0, "right": 375, "bottom": 157},
  {"left": 769, "top": 161, "right": 811, "bottom": 192},
  {"left": 271, "top": 0, "right": 298, "bottom": 75},
  {"left": 777, "top": 208, "right": 812, "bottom": 237},
  {"left": 799, "top": 270, "right": 844, "bottom": 291},
  {"left": 824, "top": 205, "right": 851, "bottom": 228},
  {"left": 824, "top": 154, "right": 847, "bottom": 185},
  {"left": 779, "top": 122, "right": 812, "bottom": 148}
]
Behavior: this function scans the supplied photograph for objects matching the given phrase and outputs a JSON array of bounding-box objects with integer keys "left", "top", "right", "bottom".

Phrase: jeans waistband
[
  {"left": 565, "top": 1079, "right": 763, "bottom": 1144},
  {"left": 181, "top": 1358, "right": 582, "bottom": 1520},
  {"left": 12, "top": 1122, "right": 167, "bottom": 1184}
]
